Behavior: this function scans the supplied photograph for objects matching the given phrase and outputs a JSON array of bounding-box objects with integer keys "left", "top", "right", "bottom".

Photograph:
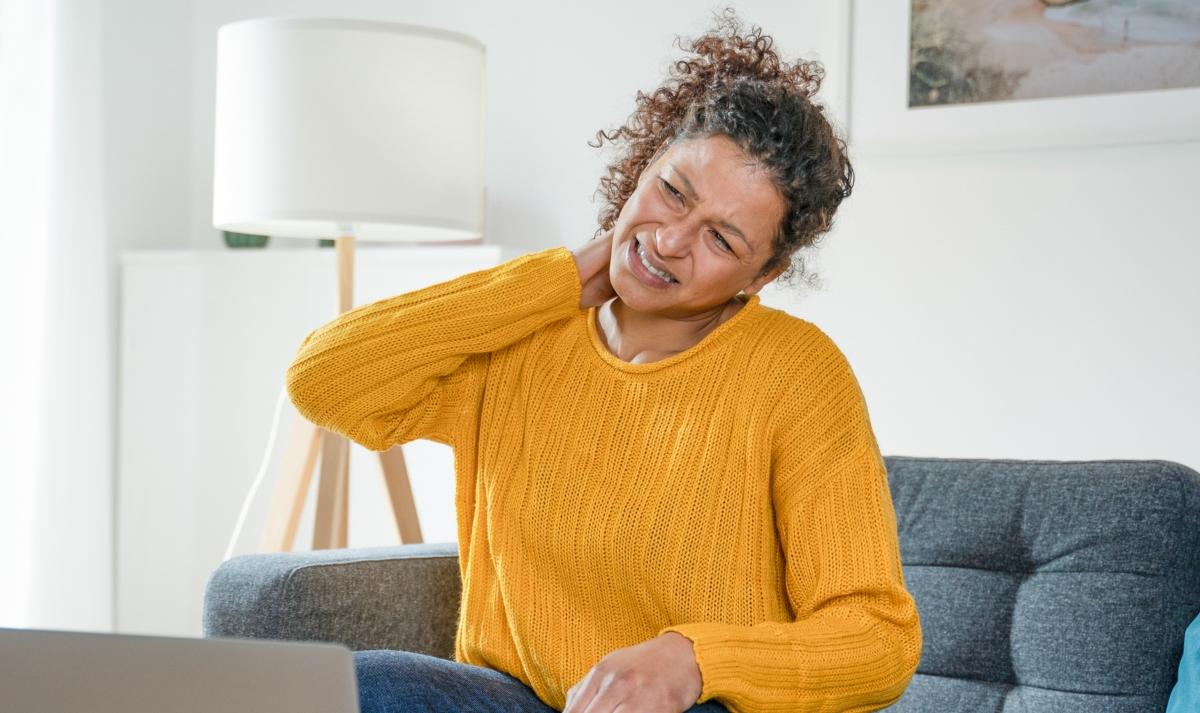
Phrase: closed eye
[
  {"left": 660, "top": 177, "right": 684, "bottom": 202},
  {"left": 660, "top": 178, "right": 734, "bottom": 255}
]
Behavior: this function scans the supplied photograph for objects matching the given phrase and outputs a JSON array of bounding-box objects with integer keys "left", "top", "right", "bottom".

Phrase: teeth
[{"left": 636, "top": 241, "right": 676, "bottom": 283}]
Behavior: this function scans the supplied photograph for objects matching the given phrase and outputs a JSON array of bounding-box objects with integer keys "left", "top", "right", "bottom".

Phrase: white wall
[
  {"left": 22, "top": 0, "right": 193, "bottom": 634},
  {"left": 787, "top": 143, "right": 1200, "bottom": 468},
  {"left": 23, "top": 0, "right": 199, "bottom": 634}
]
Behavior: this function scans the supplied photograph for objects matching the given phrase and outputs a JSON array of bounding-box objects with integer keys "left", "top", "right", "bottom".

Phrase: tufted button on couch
[{"left": 203, "top": 456, "right": 1200, "bottom": 711}]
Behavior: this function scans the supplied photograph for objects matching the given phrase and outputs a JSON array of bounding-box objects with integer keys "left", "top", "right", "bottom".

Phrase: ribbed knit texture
[{"left": 285, "top": 246, "right": 922, "bottom": 712}]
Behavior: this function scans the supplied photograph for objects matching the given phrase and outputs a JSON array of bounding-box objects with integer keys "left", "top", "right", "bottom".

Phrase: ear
[{"left": 743, "top": 262, "right": 787, "bottom": 295}]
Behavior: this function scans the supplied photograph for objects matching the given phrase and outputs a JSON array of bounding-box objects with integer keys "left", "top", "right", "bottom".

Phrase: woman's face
[{"left": 608, "top": 133, "right": 788, "bottom": 317}]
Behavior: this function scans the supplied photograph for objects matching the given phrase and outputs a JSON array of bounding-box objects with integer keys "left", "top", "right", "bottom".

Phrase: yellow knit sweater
[{"left": 285, "top": 245, "right": 922, "bottom": 712}]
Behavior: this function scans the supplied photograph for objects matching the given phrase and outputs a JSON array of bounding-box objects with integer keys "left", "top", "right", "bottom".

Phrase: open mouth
[{"left": 629, "top": 237, "right": 678, "bottom": 286}]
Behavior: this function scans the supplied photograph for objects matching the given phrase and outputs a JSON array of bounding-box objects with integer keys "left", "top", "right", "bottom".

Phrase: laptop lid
[{"left": 0, "top": 627, "right": 358, "bottom": 713}]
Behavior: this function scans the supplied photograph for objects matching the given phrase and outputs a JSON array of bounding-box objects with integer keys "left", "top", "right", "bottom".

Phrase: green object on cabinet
[{"left": 223, "top": 231, "right": 270, "bottom": 248}]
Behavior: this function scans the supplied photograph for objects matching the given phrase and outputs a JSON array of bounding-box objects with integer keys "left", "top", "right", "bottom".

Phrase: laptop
[{"left": 0, "top": 627, "right": 359, "bottom": 713}]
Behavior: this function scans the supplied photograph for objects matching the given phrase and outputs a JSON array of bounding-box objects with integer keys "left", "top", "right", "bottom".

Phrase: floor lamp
[{"left": 211, "top": 18, "right": 486, "bottom": 551}]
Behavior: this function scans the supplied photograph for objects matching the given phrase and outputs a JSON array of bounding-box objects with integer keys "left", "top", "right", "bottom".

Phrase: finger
[
  {"left": 578, "top": 685, "right": 622, "bottom": 713},
  {"left": 563, "top": 674, "right": 593, "bottom": 713},
  {"left": 567, "top": 678, "right": 600, "bottom": 713}
]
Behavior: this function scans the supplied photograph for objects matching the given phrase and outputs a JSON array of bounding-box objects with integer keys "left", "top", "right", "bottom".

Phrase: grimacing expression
[{"left": 607, "top": 133, "right": 789, "bottom": 317}]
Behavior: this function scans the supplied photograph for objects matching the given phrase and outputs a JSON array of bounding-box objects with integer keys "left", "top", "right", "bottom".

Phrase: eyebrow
[{"left": 669, "top": 163, "right": 752, "bottom": 252}]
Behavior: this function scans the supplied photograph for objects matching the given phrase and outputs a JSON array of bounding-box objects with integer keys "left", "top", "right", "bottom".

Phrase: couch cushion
[
  {"left": 884, "top": 457, "right": 1200, "bottom": 712},
  {"left": 203, "top": 542, "right": 462, "bottom": 657}
]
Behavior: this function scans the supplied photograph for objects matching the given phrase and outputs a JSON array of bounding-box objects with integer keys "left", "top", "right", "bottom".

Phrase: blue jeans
[{"left": 354, "top": 650, "right": 730, "bottom": 713}]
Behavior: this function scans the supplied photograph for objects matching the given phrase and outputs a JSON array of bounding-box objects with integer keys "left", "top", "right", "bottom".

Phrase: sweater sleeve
[
  {"left": 284, "top": 246, "right": 583, "bottom": 452},
  {"left": 658, "top": 333, "right": 922, "bottom": 713}
]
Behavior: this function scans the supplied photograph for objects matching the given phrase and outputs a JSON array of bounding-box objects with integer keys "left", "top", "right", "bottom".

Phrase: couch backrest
[{"left": 884, "top": 456, "right": 1200, "bottom": 712}]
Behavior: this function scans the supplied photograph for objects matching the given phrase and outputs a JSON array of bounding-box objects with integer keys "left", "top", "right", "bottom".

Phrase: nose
[{"left": 654, "top": 216, "right": 704, "bottom": 257}]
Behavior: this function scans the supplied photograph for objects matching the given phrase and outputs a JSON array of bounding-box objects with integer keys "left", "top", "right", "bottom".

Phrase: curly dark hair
[{"left": 588, "top": 7, "right": 853, "bottom": 290}]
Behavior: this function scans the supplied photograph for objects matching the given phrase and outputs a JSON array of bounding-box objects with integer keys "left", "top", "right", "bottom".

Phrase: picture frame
[{"left": 845, "top": 0, "right": 1200, "bottom": 157}]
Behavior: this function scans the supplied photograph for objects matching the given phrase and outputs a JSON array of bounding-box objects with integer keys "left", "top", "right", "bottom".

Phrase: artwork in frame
[{"left": 847, "top": 0, "right": 1200, "bottom": 156}]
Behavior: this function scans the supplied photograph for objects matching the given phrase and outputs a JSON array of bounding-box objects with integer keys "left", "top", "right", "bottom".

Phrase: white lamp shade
[{"left": 213, "top": 18, "right": 486, "bottom": 242}]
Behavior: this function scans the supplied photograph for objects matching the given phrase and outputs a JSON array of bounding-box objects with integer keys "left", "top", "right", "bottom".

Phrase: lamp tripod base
[{"left": 259, "top": 235, "right": 424, "bottom": 552}]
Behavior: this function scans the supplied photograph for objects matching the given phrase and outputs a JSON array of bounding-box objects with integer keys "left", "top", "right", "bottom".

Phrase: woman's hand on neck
[{"left": 571, "top": 229, "right": 617, "bottom": 310}]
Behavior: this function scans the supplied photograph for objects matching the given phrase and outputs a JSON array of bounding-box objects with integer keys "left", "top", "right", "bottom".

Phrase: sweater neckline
[{"left": 585, "top": 293, "right": 763, "bottom": 374}]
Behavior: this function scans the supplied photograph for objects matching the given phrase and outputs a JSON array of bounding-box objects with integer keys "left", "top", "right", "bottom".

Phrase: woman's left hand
[{"left": 562, "top": 631, "right": 703, "bottom": 713}]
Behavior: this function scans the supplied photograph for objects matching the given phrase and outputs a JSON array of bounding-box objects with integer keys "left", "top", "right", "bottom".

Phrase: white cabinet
[{"left": 117, "top": 245, "right": 501, "bottom": 637}]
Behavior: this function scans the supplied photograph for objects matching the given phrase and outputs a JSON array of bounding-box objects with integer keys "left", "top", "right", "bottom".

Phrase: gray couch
[{"left": 203, "top": 456, "right": 1200, "bottom": 711}]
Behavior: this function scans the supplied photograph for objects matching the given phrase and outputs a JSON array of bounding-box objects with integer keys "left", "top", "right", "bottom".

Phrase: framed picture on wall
[{"left": 846, "top": 0, "right": 1200, "bottom": 156}]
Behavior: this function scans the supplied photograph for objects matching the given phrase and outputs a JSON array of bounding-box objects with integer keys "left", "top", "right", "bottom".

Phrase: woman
[{"left": 286, "top": 8, "right": 922, "bottom": 713}]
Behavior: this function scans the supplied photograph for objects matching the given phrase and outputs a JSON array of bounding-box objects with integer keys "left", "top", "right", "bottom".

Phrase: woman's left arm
[{"left": 657, "top": 336, "right": 923, "bottom": 713}]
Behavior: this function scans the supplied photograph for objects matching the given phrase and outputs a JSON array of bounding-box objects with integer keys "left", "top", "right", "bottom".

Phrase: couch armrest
[{"left": 201, "top": 541, "right": 461, "bottom": 658}]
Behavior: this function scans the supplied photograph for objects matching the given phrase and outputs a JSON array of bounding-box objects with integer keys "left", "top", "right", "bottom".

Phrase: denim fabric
[{"left": 354, "top": 649, "right": 729, "bottom": 713}]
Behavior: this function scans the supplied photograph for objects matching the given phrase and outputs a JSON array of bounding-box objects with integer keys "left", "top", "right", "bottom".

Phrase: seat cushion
[{"left": 883, "top": 457, "right": 1200, "bottom": 712}]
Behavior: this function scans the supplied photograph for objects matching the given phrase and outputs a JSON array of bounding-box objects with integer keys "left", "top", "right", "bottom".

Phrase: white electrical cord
[{"left": 222, "top": 382, "right": 291, "bottom": 562}]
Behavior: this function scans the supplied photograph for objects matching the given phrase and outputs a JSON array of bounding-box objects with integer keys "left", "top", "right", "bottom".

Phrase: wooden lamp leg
[
  {"left": 379, "top": 446, "right": 424, "bottom": 544},
  {"left": 259, "top": 412, "right": 321, "bottom": 552},
  {"left": 312, "top": 429, "right": 350, "bottom": 549}
]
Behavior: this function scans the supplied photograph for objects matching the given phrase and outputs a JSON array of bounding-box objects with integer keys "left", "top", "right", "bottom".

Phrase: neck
[{"left": 602, "top": 296, "right": 745, "bottom": 358}]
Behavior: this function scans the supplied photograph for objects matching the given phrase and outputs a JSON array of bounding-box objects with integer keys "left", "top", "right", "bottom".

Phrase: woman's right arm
[{"left": 285, "top": 244, "right": 588, "bottom": 452}]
